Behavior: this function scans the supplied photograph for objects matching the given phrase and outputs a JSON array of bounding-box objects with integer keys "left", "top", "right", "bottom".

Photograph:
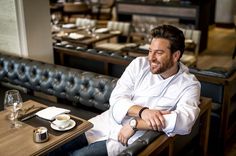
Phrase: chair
[
  {"left": 95, "top": 21, "right": 131, "bottom": 51},
  {"left": 75, "top": 17, "right": 97, "bottom": 28},
  {"left": 180, "top": 28, "right": 201, "bottom": 67},
  {"left": 63, "top": 2, "right": 92, "bottom": 22}
]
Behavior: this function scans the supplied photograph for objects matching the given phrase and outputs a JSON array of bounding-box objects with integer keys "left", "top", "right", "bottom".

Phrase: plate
[
  {"left": 68, "top": 33, "right": 85, "bottom": 40},
  {"left": 95, "top": 28, "right": 109, "bottom": 34},
  {"left": 51, "top": 119, "right": 76, "bottom": 131},
  {"left": 62, "top": 24, "right": 76, "bottom": 29}
]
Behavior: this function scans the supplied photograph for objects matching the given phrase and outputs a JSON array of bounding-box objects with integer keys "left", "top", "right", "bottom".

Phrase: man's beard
[{"left": 149, "top": 57, "right": 174, "bottom": 74}]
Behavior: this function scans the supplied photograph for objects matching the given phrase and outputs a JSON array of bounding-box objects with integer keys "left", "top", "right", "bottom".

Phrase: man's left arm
[
  {"left": 162, "top": 83, "right": 201, "bottom": 136},
  {"left": 118, "top": 81, "right": 200, "bottom": 146}
]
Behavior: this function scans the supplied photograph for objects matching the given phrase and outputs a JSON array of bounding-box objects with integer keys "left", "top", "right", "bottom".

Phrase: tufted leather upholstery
[
  {"left": 54, "top": 43, "right": 135, "bottom": 62},
  {"left": 0, "top": 53, "right": 117, "bottom": 111},
  {"left": 0, "top": 52, "right": 167, "bottom": 155},
  {"left": 118, "top": 131, "right": 163, "bottom": 156},
  {"left": 53, "top": 43, "right": 134, "bottom": 77}
]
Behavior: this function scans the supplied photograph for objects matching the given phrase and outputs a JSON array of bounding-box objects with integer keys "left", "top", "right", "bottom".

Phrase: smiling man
[{"left": 49, "top": 25, "right": 201, "bottom": 156}]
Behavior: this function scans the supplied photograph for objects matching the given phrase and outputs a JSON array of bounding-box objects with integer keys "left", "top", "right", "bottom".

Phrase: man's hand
[
  {"left": 118, "top": 124, "right": 135, "bottom": 146},
  {"left": 141, "top": 109, "right": 170, "bottom": 131}
]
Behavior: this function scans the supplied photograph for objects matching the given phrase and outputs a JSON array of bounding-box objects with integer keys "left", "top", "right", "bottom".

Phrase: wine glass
[
  {"left": 86, "top": 24, "right": 93, "bottom": 35},
  {"left": 4, "top": 90, "right": 23, "bottom": 128},
  {"left": 51, "top": 12, "right": 61, "bottom": 25}
]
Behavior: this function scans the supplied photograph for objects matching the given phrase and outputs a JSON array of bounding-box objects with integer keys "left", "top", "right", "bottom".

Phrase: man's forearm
[
  {"left": 127, "top": 105, "right": 155, "bottom": 131},
  {"left": 128, "top": 105, "right": 171, "bottom": 131},
  {"left": 136, "top": 118, "right": 154, "bottom": 130},
  {"left": 127, "top": 105, "right": 145, "bottom": 117}
]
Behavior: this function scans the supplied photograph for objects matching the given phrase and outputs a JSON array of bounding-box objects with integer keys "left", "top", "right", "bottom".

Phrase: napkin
[
  {"left": 95, "top": 28, "right": 109, "bottom": 33},
  {"left": 36, "top": 107, "right": 70, "bottom": 121}
]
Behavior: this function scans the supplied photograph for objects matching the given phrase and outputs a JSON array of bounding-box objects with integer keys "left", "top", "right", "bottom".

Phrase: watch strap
[{"left": 138, "top": 107, "right": 149, "bottom": 118}]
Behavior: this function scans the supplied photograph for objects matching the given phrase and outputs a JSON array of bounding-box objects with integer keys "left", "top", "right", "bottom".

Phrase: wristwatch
[{"left": 129, "top": 118, "right": 137, "bottom": 131}]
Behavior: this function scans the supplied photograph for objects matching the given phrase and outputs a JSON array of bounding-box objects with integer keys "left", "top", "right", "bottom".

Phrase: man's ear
[{"left": 173, "top": 50, "right": 181, "bottom": 62}]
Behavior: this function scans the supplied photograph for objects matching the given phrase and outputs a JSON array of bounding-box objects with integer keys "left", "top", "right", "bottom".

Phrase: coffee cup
[{"left": 54, "top": 114, "right": 70, "bottom": 128}]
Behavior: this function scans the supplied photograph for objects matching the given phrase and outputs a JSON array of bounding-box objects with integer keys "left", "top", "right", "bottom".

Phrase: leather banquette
[{"left": 0, "top": 52, "right": 212, "bottom": 156}]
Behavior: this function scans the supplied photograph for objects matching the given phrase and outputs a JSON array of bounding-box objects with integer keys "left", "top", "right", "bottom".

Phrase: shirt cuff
[
  {"left": 108, "top": 124, "right": 123, "bottom": 141},
  {"left": 162, "top": 112, "right": 177, "bottom": 136}
]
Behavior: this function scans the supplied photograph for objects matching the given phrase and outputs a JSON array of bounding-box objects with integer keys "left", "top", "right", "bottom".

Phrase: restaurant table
[
  {"left": 53, "top": 28, "right": 120, "bottom": 48},
  {"left": 0, "top": 100, "right": 93, "bottom": 156}
]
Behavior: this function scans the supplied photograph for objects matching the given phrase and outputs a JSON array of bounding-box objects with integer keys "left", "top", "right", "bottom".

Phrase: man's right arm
[
  {"left": 109, "top": 58, "right": 140, "bottom": 123},
  {"left": 128, "top": 105, "right": 170, "bottom": 131}
]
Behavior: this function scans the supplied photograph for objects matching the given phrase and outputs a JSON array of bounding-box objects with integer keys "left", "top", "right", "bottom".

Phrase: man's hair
[{"left": 151, "top": 25, "right": 185, "bottom": 58}]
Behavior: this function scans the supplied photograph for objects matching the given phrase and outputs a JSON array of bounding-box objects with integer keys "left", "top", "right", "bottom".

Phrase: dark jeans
[{"left": 48, "top": 134, "right": 107, "bottom": 156}]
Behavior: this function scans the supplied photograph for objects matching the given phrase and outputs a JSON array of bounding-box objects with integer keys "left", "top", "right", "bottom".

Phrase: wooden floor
[
  {"left": 197, "top": 27, "right": 236, "bottom": 70},
  {"left": 201, "top": 26, "right": 236, "bottom": 156}
]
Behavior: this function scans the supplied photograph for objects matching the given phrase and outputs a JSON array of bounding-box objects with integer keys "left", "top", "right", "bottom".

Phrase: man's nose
[{"left": 149, "top": 52, "right": 155, "bottom": 60}]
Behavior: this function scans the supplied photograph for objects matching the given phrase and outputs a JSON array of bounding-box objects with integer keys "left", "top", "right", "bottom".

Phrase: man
[{"left": 54, "top": 25, "right": 201, "bottom": 156}]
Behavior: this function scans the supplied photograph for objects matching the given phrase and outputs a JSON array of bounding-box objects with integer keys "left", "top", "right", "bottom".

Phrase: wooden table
[
  {"left": 0, "top": 100, "right": 93, "bottom": 156},
  {"left": 53, "top": 29, "right": 120, "bottom": 48}
]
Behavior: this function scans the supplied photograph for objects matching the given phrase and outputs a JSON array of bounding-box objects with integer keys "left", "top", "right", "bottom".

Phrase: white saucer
[{"left": 51, "top": 119, "right": 76, "bottom": 131}]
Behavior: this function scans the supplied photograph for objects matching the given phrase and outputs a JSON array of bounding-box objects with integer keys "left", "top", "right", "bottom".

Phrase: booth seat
[
  {"left": 189, "top": 66, "right": 236, "bottom": 154},
  {"left": 0, "top": 52, "right": 211, "bottom": 156}
]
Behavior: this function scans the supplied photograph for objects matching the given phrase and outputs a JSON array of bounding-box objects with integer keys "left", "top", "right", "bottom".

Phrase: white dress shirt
[{"left": 85, "top": 57, "right": 201, "bottom": 156}]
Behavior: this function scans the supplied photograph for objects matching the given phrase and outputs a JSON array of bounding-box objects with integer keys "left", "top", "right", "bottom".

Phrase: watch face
[{"left": 130, "top": 119, "right": 137, "bottom": 127}]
